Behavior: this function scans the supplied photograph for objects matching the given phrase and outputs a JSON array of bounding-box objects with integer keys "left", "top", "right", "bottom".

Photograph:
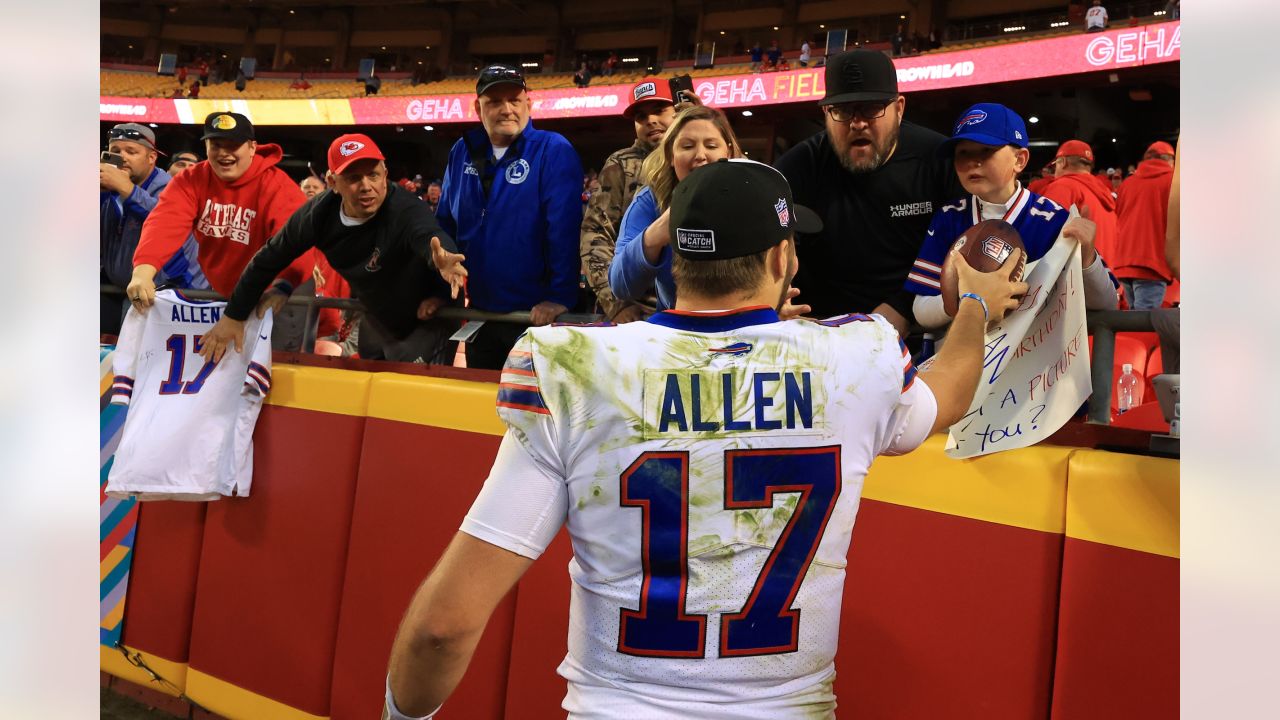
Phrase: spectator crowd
[{"left": 102, "top": 49, "right": 1178, "bottom": 372}]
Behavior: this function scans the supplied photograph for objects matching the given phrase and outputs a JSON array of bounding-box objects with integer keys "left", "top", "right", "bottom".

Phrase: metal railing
[
  {"left": 101, "top": 284, "right": 605, "bottom": 353},
  {"left": 1084, "top": 309, "right": 1157, "bottom": 424}
]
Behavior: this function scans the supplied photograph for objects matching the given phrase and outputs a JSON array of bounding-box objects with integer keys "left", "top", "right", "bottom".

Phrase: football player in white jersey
[{"left": 385, "top": 159, "right": 1027, "bottom": 719}]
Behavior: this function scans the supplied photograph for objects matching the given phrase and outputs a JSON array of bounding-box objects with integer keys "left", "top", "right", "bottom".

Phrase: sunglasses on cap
[
  {"left": 823, "top": 101, "right": 892, "bottom": 123},
  {"left": 480, "top": 66, "right": 523, "bottom": 82},
  {"left": 108, "top": 127, "right": 153, "bottom": 143}
]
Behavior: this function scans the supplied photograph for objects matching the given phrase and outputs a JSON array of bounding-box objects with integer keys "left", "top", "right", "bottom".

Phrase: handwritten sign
[{"left": 944, "top": 229, "right": 1091, "bottom": 458}]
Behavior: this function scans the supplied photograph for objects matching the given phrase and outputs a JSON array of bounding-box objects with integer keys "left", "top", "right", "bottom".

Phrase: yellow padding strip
[
  {"left": 186, "top": 669, "right": 328, "bottom": 720},
  {"left": 368, "top": 373, "right": 505, "bottom": 436},
  {"left": 1066, "top": 449, "right": 1179, "bottom": 558},
  {"left": 265, "top": 365, "right": 371, "bottom": 417},
  {"left": 100, "top": 644, "right": 188, "bottom": 697},
  {"left": 863, "top": 434, "right": 1072, "bottom": 534}
]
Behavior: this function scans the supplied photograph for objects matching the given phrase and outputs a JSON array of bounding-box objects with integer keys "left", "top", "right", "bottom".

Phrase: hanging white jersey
[
  {"left": 461, "top": 306, "right": 937, "bottom": 718},
  {"left": 106, "top": 289, "right": 273, "bottom": 501}
]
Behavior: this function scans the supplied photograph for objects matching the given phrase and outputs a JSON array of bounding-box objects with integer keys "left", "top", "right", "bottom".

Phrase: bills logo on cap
[
  {"left": 633, "top": 82, "right": 657, "bottom": 102},
  {"left": 675, "top": 228, "right": 715, "bottom": 253},
  {"left": 212, "top": 114, "right": 237, "bottom": 130},
  {"left": 955, "top": 109, "right": 988, "bottom": 132},
  {"left": 774, "top": 198, "right": 790, "bottom": 227},
  {"left": 339, "top": 140, "right": 365, "bottom": 156},
  {"left": 981, "top": 237, "right": 1013, "bottom": 264}
]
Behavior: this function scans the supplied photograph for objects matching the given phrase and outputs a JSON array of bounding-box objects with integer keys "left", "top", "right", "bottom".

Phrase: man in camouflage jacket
[{"left": 580, "top": 78, "right": 677, "bottom": 322}]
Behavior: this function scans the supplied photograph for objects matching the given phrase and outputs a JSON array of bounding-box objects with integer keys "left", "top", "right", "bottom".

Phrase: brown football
[{"left": 940, "top": 219, "right": 1027, "bottom": 317}]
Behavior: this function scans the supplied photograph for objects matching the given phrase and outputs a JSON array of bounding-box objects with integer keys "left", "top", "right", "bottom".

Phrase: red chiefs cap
[
  {"left": 328, "top": 133, "right": 385, "bottom": 175},
  {"left": 1055, "top": 139, "right": 1094, "bottom": 162},
  {"left": 623, "top": 78, "right": 675, "bottom": 119},
  {"left": 1145, "top": 140, "right": 1175, "bottom": 157}
]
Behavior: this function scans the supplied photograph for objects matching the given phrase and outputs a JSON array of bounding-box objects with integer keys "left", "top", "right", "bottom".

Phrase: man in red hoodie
[
  {"left": 1042, "top": 139, "right": 1120, "bottom": 262},
  {"left": 127, "top": 112, "right": 311, "bottom": 312},
  {"left": 1114, "top": 140, "right": 1176, "bottom": 309}
]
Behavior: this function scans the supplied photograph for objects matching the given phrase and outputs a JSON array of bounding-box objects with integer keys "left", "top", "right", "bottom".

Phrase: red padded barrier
[
  {"left": 1050, "top": 538, "right": 1178, "bottom": 720},
  {"left": 502, "top": 531, "right": 573, "bottom": 718},
  {"left": 120, "top": 502, "right": 207, "bottom": 661},
  {"left": 187, "top": 405, "right": 366, "bottom": 716},
  {"left": 329, "top": 420, "right": 511, "bottom": 720},
  {"left": 837, "top": 499, "right": 1063, "bottom": 719}
]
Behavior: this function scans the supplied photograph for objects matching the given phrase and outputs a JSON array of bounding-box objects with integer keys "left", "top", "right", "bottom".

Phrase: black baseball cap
[
  {"left": 200, "top": 112, "right": 255, "bottom": 142},
  {"left": 670, "top": 159, "right": 822, "bottom": 261},
  {"left": 476, "top": 64, "right": 527, "bottom": 96},
  {"left": 819, "top": 49, "right": 899, "bottom": 106}
]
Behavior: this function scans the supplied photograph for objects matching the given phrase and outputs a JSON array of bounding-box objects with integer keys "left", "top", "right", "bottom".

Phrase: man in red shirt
[
  {"left": 1114, "top": 141, "right": 1177, "bottom": 309},
  {"left": 127, "top": 111, "right": 312, "bottom": 314},
  {"left": 1042, "top": 139, "right": 1120, "bottom": 262}
]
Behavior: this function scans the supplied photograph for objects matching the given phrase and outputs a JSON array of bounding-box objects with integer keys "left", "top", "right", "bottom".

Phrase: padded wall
[
  {"left": 1051, "top": 450, "right": 1179, "bottom": 719},
  {"left": 185, "top": 367, "right": 370, "bottom": 720},
  {"left": 329, "top": 374, "right": 511, "bottom": 720}
]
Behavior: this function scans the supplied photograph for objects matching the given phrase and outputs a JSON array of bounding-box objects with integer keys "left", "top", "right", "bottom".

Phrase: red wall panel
[
  {"left": 120, "top": 502, "right": 207, "bottom": 661},
  {"left": 329, "top": 420, "right": 511, "bottom": 720},
  {"left": 838, "top": 499, "right": 1064, "bottom": 719},
  {"left": 187, "top": 406, "right": 366, "bottom": 716},
  {"left": 1050, "top": 538, "right": 1178, "bottom": 720}
]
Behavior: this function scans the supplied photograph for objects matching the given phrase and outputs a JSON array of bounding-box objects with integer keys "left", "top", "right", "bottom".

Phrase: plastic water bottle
[{"left": 1117, "top": 363, "right": 1138, "bottom": 415}]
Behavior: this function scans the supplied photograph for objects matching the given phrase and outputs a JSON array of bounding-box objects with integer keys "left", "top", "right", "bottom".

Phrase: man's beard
[{"left": 830, "top": 126, "right": 900, "bottom": 174}]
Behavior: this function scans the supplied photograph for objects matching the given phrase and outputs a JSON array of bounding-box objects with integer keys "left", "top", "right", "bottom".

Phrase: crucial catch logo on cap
[
  {"left": 633, "top": 82, "right": 656, "bottom": 102},
  {"left": 339, "top": 140, "right": 365, "bottom": 156},
  {"left": 955, "top": 109, "right": 988, "bottom": 132},
  {"left": 675, "top": 228, "right": 716, "bottom": 253}
]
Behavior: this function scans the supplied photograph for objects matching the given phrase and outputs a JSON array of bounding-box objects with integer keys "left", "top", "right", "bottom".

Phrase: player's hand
[
  {"left": 609, "top": 304, "right": 649, "bottom": 324},
  {"left": 199, "top": 317, "right": 245, "bottom": 363},
  {"left": 417, "top": 296, "right": 446, "bottom": 320},
  {"left": 99, "top": 163, "right": 133, "bottom": 197},
  {"left": 125, "top": 265, "right": 159, "bottom": 312},
  {"left": 256, "top": 285, "right": 290, "bottom": 319},
  {"left": 530, "top": 301, "right": 568, "bottom": 326},
  {"left": 953, "top": 246, "right": 1028, "bottom": 325},
  {"left": 430, "top": 236, "right": 467, "bottom": 299},
  {"left": 1062, "top": 215, "right": 1098, "bottom": 267},
  {"left": 778, "top": 287, "right": 812, "bottom": 321}
]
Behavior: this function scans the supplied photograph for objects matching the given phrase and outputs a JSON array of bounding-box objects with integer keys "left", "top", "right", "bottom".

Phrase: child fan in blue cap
[{"left": 903, "top": 103, "right": 1118, "bottom": 329}]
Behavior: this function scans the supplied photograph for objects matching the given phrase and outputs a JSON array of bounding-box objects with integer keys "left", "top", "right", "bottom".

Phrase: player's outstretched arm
[
  {"left": 917, "top": 248, "right": 1027, "bottom": 434},
  {"left": 386, "top": 532, "right": 533, "bottom": 718}
]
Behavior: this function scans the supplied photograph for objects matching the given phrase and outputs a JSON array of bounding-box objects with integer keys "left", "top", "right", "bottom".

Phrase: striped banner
[{"left": 100, "top": 346, "right": 139, "bottom": 647}]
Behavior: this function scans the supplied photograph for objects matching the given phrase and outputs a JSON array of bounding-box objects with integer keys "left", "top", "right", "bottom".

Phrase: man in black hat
[
  {"left": 384, "top": 158, "right": 1026, "bottom": 720},
  {"left": 774, "top": 49, "right": 964, "bottom": 334},
  {"left": 129, "top": 111, "right": 314, "bottom": 330}
]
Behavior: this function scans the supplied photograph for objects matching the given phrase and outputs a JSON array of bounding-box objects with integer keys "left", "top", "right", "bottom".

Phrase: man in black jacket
[
  {"left": 774, "top": 50, "right": 964, "bottom": 335},
  {"left": 198, "top": 134, "right": 467, "bottom": 364}
]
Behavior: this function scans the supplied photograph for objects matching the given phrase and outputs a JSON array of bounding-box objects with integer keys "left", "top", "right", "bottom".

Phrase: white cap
[{"left": 1122, "top": 363, "right": 1133, "bottom": 373}]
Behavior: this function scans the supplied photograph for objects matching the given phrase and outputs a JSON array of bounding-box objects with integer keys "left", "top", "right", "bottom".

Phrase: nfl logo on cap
[{"left": 774, "top": 198, "right": 789, "bottom": 227}]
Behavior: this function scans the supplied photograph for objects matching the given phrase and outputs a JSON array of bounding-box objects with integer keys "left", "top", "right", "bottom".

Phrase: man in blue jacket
[
  {"left": 100, "top": 123, "right": 204, "bottom": 334},
  {"left": 436, "top": 64, "right": 584, "bottom": 369}
]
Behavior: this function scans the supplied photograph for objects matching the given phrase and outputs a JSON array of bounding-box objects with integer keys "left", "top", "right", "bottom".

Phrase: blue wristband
[{"left": 959, "top": 292, "right": 989, "bottom": 320}]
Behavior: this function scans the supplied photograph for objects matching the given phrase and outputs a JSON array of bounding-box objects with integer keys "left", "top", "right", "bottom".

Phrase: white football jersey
[
  {"left": 106, "top": 289, "right": 273, "bottom": 501},
  {"left": 461, "top": 307, "right": 936, "bottom": 718}
]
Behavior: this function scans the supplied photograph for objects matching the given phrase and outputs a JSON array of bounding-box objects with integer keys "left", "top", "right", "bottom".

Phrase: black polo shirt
[{"left": 775, "top": 121, "right": 964, "bottom": 319}]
